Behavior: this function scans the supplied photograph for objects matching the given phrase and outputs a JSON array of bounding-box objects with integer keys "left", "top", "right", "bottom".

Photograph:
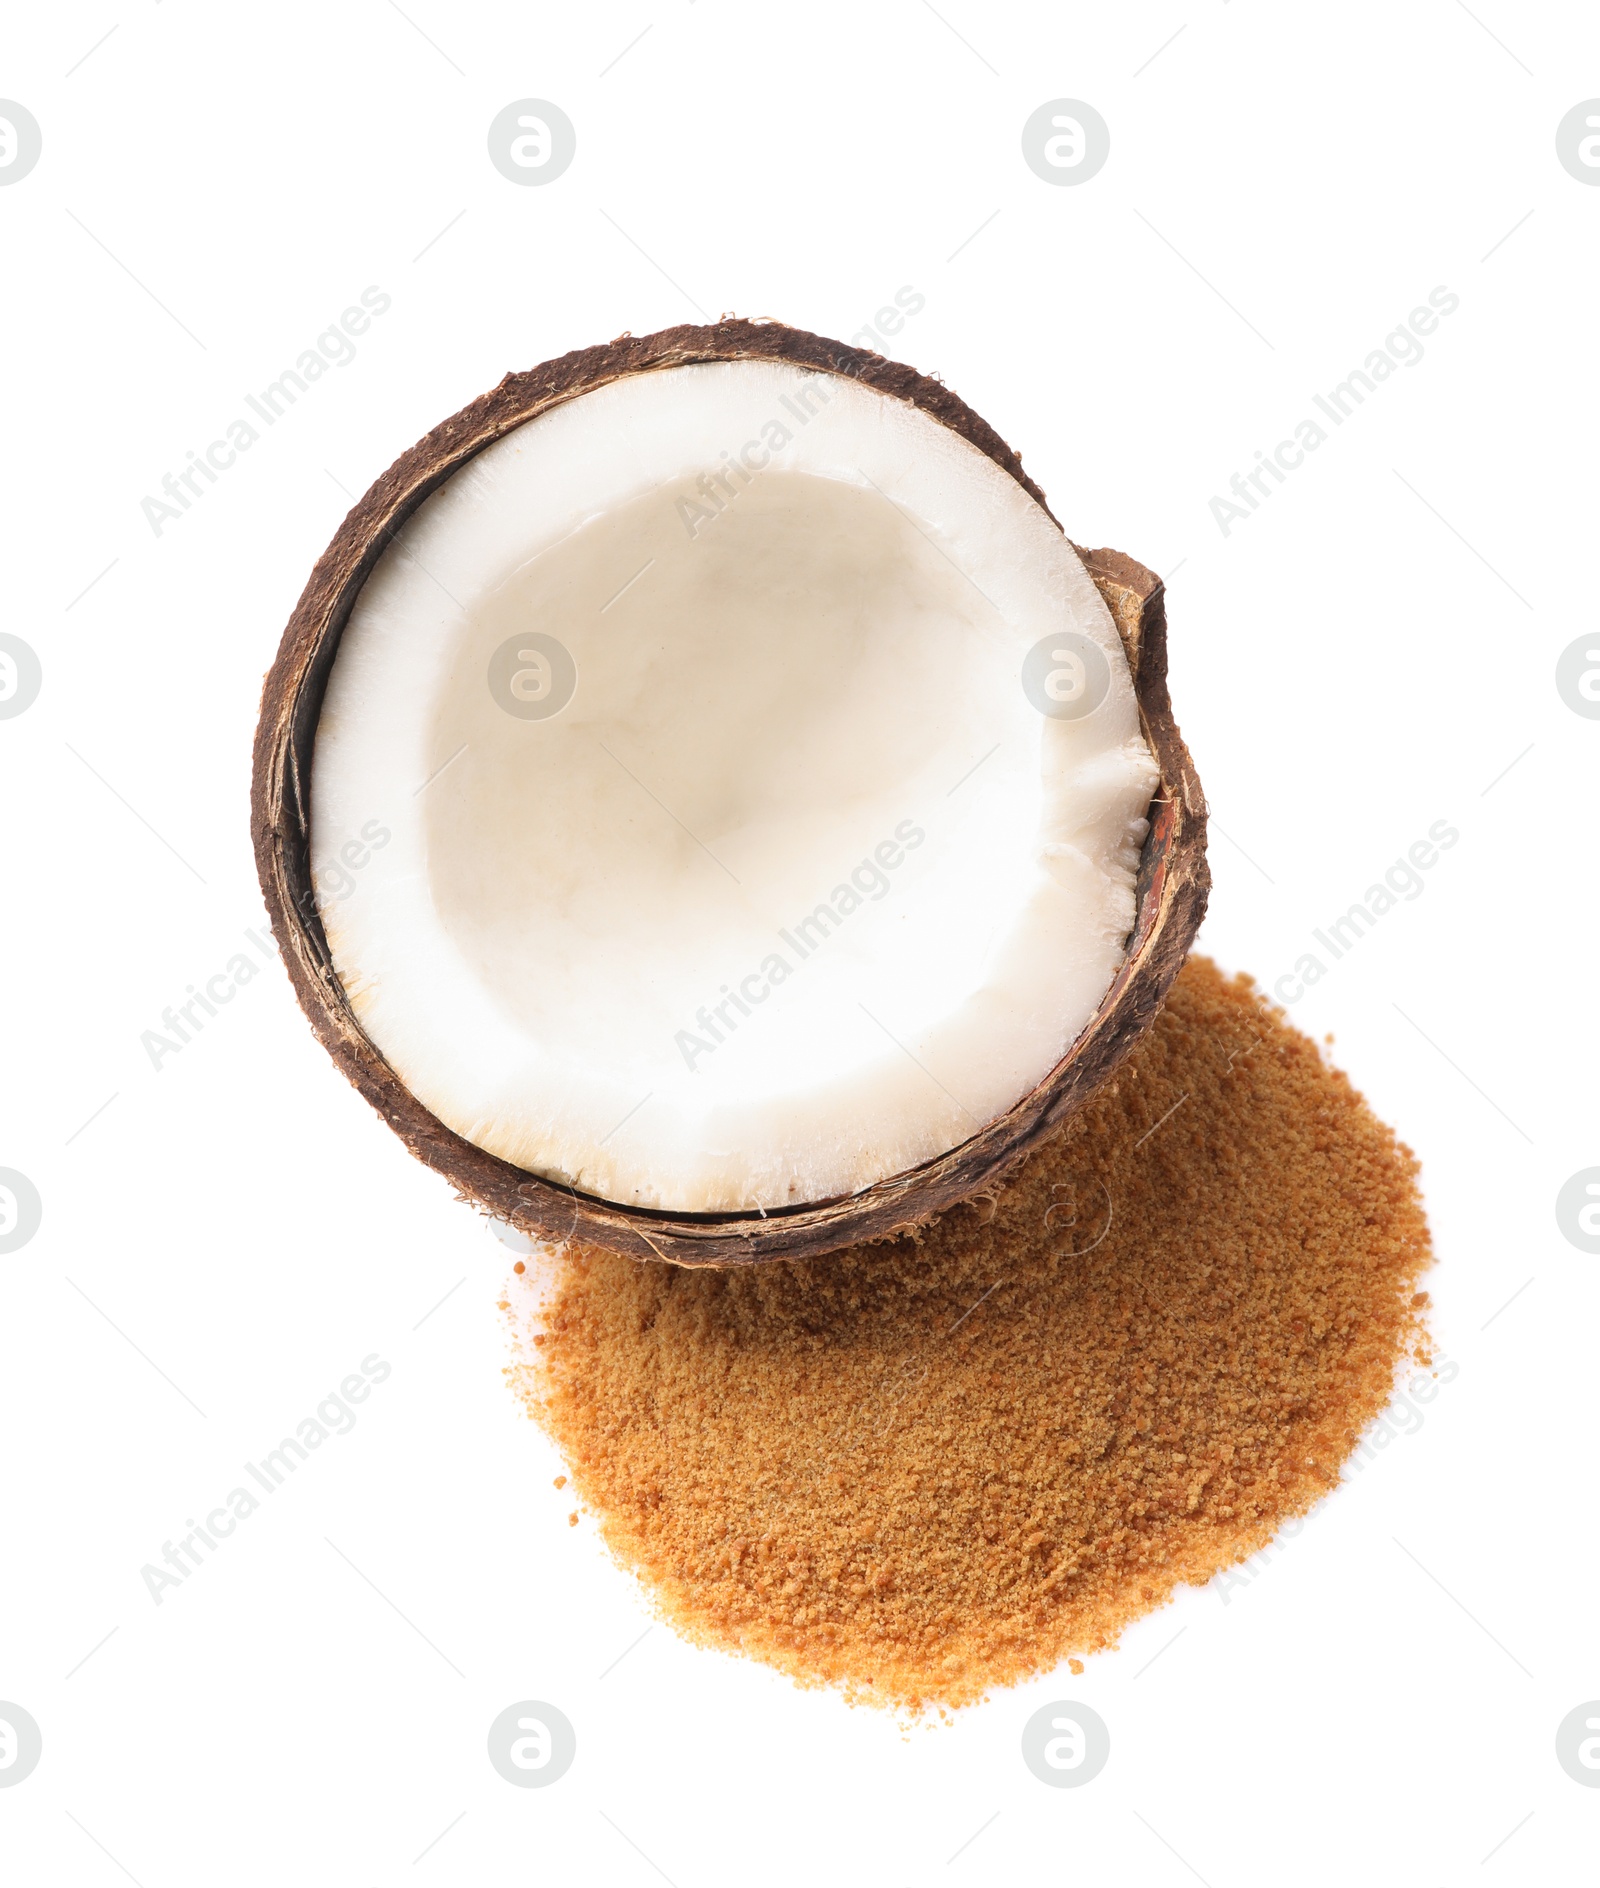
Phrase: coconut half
[{"left": 253, "top": 320, "right": 1207, "bottom": 1264}]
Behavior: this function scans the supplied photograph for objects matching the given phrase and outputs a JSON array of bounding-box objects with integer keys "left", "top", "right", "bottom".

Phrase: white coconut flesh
[{"left": 311, "top": 360, "right": 1160, "bottom": 1214}]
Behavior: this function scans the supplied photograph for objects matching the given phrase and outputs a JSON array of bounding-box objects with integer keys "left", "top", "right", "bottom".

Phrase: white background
[{"left": 2, "top": 4, "right": 1597, "bottom": 1883}]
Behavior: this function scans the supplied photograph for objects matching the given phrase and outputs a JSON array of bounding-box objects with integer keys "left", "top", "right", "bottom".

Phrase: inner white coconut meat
[{"left": 311, "top": 361, "right": 1159, "bottom": 1213}]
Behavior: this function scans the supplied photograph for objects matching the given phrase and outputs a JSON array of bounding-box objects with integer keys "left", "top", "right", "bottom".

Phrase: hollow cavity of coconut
[{"left": 253, "top": 320, "right": 1207, "bottom": 1265}]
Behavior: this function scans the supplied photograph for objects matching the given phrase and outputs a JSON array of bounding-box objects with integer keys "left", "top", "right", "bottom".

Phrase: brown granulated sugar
[{"left": 509, "top": 957, "right": 1435, "bottom": 1711}]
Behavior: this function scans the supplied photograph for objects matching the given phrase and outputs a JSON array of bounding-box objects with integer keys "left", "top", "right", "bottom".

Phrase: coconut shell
[{"left": 251, "top": 318, "right": 1209, "bottom": 1266}]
